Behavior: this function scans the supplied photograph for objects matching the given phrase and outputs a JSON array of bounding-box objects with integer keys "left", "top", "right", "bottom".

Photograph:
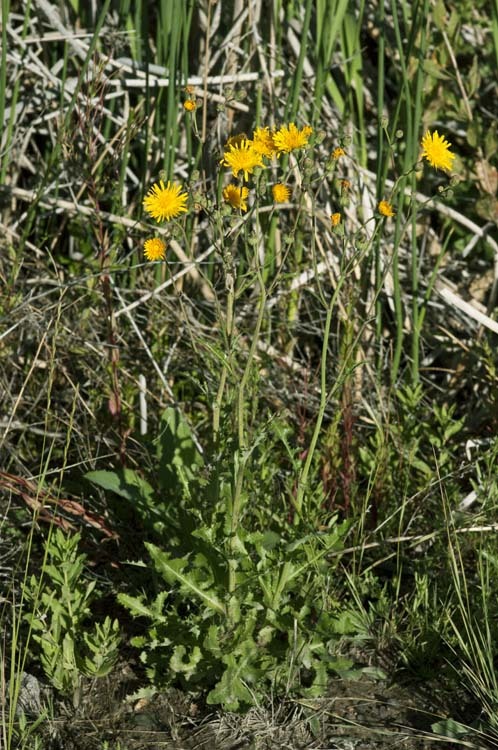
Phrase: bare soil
[{"left": 31, "top": 669, "right": 494, "bottom": 750}]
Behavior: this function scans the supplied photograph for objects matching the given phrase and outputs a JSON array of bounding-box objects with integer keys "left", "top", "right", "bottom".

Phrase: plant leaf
[{"left": 146, "top": 543, "right": 226, "bottom": 616}]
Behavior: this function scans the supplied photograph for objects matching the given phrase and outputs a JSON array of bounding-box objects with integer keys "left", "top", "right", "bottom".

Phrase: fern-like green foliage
[{"left": 23, "top": 530, "right": 120, "bottom": 705}]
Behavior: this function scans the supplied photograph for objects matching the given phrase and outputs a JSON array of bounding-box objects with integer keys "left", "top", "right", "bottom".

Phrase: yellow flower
[
  {"left": 330, "top": 212, "right": 341, "bottom": 227},
  {"left": 184, "top": 99, "right": 196, "bottom": 112},
  {"left": 222, "top": 139, "right": 264, "bottom": 181},
  {"left": 273, "top": 123, "right": 313, "bottom": 153},
  {"left": 332, "top": 147, "right": 345, "bottom": 160},
  {"left": 272, "top": 183, "right": 290, "bottom": 203},
  {"left": 252, "top": 127, "right": 277, "bottom": 157},
  {"left": 420, "top": 130, "right": 455, "bottom": 172},
  {"left": 223, "top": 184, "right": 249, "bottom": 211},
  {"left": 378, "top": 200, "right": 395, "bottom": 217},
  {"left": 143, "top": 180, "right": 188, "bottom": 222},
  {"left": 143, "top": 237, "right": 166, "bottom": 261}
]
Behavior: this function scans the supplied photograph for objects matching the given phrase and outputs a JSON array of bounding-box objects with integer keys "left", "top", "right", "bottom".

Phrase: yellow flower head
[
  {"left": 184, "top": 99, "right": 196, "bottom": 112},
  {"left": 420, "top": 130, "right": 455, "bottom": 172},
  {"left": 143, "top": 180, "right": 188, "bottom": 222},
  {"left": 223, "top": 184, "right": 249, "bottom": 211},
  {"left": 272, "top": 183, "right": 291, "bottom": 203},
  {"left": 144, "top": 237, "right": 166, "bottom": 261},
  {"left": 332, "top": 147, "right": 345, "bottom": 160},
  {"left": 330, "top": 212, "right": 341, "bottom": 227},
  {"left": 252, "top": 127, "right": 278, "bottom": 157},
  {"left": 222, "top": 139, "right": 264, "bottom": 181},
  {"left": 273, "top": 123, "right": 313, "bottom": 153},
  {"left": 378, "top": 200, "right": 395, "bottom": 217}
]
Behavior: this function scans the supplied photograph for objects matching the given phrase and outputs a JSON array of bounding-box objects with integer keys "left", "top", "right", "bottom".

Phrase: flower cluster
[
  {"left": 221, "top": 122, "right": 313, "bottom": 211},
  {"left": 141, "top": 114, "right": 457, "bottom": 260},
  {"left": 363, "top": 130, "right": 456, "bottom": 228}
]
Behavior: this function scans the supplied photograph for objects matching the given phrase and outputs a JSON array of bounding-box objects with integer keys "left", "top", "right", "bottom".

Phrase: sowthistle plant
[{"left": 96, "top": 100, "right": 458, "bottom": 711}]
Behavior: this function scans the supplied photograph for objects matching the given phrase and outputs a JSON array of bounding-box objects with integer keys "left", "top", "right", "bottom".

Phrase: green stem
[
  {"left": 410, "top": 0, "right": 429, "bottom": 384},
  {"left": 286, "top": 0, "right": 312, "bottom": 122},
  {"left": 294, "top": 288, "right": 335, "bottom": 518},
  {"left": 389, "top": 0, "right": 428, "bottom": 384},
  {"left": 415, "top": 229, "right": 452, "bottom": 334},
  {"left": 410, "top": 193, "right": 420, "bottom": 383},
  {"left": 237, "top": 278, "right": 266, "bottom": 451},
  {"left": 229, "top": 271, "right": 267, "bottom": 594},
  {"left": 228, "top": 453, "right": 247, "bottom": 594},
  {"left": 212, "top": 268, "right": 234, "bottom": 448},
  {"left": 212, "top": 364, "right": 228, "bottom": 448},
  {"left": 374, "top": 0, "right": 386, "bottom": 367}
]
